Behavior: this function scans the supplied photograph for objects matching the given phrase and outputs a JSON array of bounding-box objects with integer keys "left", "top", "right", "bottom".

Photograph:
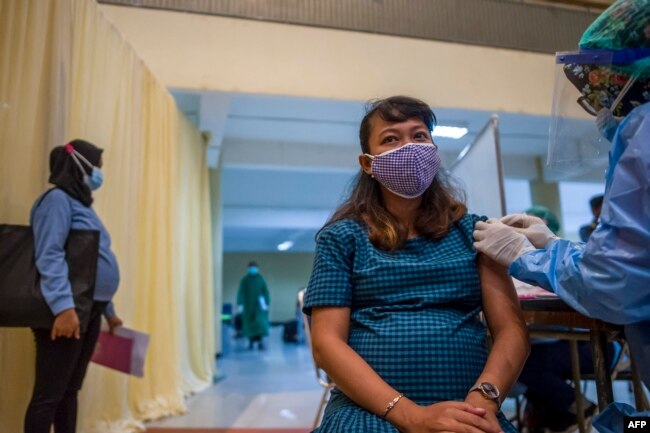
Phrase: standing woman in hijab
[{"left": 24, "top": 139, "right": 122, "bottom": 433}]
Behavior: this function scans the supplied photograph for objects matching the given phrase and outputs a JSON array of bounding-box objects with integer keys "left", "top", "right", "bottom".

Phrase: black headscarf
[{"left": 49, "top": 139, "right": 103, "bottom": 207}]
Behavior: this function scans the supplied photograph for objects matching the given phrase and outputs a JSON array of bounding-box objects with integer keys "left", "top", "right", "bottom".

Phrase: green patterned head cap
[
  {"left": 524, "top": 205, "right": 560, "bottom": 235},
  {"left": 579, "top": 0, "right": 650, "bottom": 78}
]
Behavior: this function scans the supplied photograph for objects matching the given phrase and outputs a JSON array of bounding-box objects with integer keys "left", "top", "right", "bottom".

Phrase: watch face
[{"left": 480, "top": 382, "right": 499, "bottom": 398}]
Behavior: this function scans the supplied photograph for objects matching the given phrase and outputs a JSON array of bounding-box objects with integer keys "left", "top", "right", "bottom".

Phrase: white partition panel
[{"left": 450, "top": 115, "right": 506, "bottom": 218}]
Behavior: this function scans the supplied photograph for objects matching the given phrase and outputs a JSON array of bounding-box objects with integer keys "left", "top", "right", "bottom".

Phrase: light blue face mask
[
  {"left": 68, "top": 147, "right": 104, "bottom": 191},
  {"left": 248, "top": 266, "right": 259, "bottom": 275},
  {"left": 84, "top": 167, "right": 104, "bottom": 191}
]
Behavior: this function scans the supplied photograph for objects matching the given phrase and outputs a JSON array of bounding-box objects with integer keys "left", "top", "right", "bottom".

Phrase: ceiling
[{"left": 173, "top": 90, "right": 595, "bottom": 253}]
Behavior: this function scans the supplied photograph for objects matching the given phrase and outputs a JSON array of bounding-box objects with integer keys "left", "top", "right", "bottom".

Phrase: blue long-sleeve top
[
  {"left": 509, "top": 103, "right": 650, "bottom": 390},
  {"left": 30, "top": 188, "right": 120, "bottom": 318},
  {"left": 509, "top": 103, "right": 650, "bottom": 325}
]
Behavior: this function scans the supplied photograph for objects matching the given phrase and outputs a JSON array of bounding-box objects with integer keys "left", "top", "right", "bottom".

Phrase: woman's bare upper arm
[
  {"left": 310, "top": 307, "right": 351, "bottom": 344},
  {"left": 477, "top": 253, "right": 527, "bottom": 337}
]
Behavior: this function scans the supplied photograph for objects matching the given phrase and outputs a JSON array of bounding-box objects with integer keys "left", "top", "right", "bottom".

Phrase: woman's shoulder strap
[{"left": 35, "top": 187, "right": 60, "bottom": 208}]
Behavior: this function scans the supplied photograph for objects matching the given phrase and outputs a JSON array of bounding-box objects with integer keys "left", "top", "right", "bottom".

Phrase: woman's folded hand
[{"left": 389, "top": 398, "right": 502, "bottom": 433}]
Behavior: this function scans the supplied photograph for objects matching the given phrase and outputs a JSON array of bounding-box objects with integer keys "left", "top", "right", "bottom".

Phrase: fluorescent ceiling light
[
  {"left": 432, "top": 125, "right": 468, "bottom": 139},
  {"left": 277, "top": 241, "right": 294, "bottom": 251}
]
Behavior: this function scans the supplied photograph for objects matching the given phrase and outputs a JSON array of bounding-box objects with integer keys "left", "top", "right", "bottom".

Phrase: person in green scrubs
[{"left": 237, "top": 261, "right": 270, "bottom": 350}]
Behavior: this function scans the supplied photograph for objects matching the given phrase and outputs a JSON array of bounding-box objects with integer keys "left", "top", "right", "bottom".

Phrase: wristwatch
[{"left": 469, "top": 382, "right": 501, "bottom": 407}]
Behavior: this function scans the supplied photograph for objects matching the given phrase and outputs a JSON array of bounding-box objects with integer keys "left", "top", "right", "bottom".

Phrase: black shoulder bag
[{"left": 0, "top": 190, "right": 99, "bottom": 331}]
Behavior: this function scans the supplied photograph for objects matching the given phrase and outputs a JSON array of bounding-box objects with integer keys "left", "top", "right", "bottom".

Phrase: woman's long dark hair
[{"left": 326, "top": 96, "right": 467, "bottom": 251}]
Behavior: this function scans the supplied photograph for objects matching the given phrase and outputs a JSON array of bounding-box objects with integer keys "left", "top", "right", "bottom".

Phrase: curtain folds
[{"left": 0, "top": 0, "right": 215, "bottom": 431}]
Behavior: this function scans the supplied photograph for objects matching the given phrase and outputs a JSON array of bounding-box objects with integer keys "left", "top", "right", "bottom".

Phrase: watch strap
[{"left": 469, "top": 383, "right": 501, "bottom": 408}]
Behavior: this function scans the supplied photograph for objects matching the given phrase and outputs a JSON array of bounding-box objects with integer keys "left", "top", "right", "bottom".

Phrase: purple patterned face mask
[{"left": 365, "top": 143, "right": 441, "bottom": 199}]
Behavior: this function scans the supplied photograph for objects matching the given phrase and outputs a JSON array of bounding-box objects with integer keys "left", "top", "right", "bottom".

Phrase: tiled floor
[
  {"left": 147, "top": 326, "right": 322, "bottom": 430},
  {"left": 146, "top": 326, "right": 645, "bottom": 433},
  {"left": 146, "top": 429, "right": 310, "bottom": 433}
]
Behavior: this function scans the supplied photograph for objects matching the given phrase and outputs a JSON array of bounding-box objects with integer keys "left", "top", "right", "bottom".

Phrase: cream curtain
[{"left": 0, "top": 0, "right": 215, "bottom": 431}]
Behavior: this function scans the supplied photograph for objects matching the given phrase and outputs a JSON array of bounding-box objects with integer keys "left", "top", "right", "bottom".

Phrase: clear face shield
[{"left": 548, "top": 49, "right": 650, "bottom": 175}]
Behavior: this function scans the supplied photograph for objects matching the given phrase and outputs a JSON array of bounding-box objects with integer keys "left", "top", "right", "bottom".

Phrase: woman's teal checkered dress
[{"left": 303, "top": 215, "right": 517, "bottom": 433}]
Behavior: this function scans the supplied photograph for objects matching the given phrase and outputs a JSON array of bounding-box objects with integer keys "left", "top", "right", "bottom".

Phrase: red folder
[{"left": 91, "top": 331, "right": 134, "bottom": 374}]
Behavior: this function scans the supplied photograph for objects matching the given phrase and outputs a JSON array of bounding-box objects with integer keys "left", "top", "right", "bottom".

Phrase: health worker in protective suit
[{"left": 473, "top": 1, "right": 650, "bottom": 432}]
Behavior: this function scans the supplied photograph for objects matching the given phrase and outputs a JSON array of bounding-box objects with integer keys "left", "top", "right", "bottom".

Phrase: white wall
[
  {"left": 101, "top": 5, "right": 556, "bottom": 116},
  {"left": 504, "top": 178, "right": 533, "bottom": 215},
  {"left": 223, "top": 252, "right": 315, "bottom": 323}
]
